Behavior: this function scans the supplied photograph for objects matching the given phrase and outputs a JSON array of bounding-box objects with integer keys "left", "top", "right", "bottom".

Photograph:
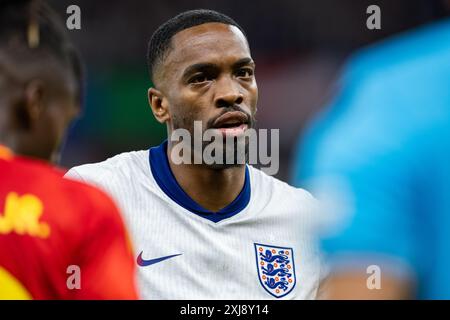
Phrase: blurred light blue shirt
[{"left": 291, "top": 18, "right": 450, "bottom": 299}]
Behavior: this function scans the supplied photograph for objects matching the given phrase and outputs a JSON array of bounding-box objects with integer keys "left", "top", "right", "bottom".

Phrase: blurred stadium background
[{"left": 50, "top": 0, "right": 448, "bottom": 180}]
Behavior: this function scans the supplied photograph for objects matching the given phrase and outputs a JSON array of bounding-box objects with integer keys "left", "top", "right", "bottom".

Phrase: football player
[{"left": 66, "top": 9, "right": 322, "bottom": 299}]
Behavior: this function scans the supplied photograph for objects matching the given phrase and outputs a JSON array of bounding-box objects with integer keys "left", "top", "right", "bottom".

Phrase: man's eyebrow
[
  {"left": 182, "top": 58, "right": 255, "bottom": 78},
  {"left": 182, "top": 63, "right": 217, "bottom": 79},
  {"left": 232, "top": 57, "right": 255, "bottom": 69}
]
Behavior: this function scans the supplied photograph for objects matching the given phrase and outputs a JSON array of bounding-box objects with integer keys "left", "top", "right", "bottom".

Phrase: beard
[
  {"left": 171, "top": 105, "right": 256, "bottom": 169},
  {"left": 204, "top": 134, "right": 252, "bottom": 170}
]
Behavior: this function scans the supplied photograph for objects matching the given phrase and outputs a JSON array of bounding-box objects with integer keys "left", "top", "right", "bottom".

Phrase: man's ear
[
  {"left": 13, "top": 80, "right": 45, "bottom": 130},
  {"left": 148, "top": 87, "right": 170, "bottom": 124}
]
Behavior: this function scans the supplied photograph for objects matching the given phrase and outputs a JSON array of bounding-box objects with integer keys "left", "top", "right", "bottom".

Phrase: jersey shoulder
[
  {"left": 3, "top": 154, "right": 66, "bottom": 180},
  {"left": 248, "top": 165, "right": 317, "bottom": 210},
  {"left": 65, "top": 150, "right": 149, "bottom": 185},
  {"left": 2, "top": 155, "right": 122, "bottom": 222}
]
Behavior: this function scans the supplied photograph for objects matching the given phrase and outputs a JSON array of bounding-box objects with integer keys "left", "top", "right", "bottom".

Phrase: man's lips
[
  {"left": 214, "top": 123, "right": 249, "bottom": 136},
  {"left": 212, "top": 111, "right": 249, "bottom": 129}
]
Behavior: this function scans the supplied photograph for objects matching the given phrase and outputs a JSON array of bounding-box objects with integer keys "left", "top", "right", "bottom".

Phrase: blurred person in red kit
[{"left": 0, "top": 0, "right": 138, "bottom": 299}]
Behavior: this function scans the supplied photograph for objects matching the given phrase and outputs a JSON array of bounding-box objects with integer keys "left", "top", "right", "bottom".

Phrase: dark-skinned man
[{"left": 66, "top": 9, "right": 321, "bottom": 299}]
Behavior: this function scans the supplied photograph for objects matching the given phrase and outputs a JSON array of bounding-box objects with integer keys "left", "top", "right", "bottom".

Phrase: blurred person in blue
[{"left": 291, "top": 11, "right": 450, "bottom": 299}]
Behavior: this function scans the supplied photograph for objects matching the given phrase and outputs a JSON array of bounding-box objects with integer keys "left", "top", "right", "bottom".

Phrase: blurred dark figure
[
  {"left": 291, "top": 5, "right": 450, "bottom": 298},
  {"left": 0, "top": 0, "right": 82, "bottom": 163},
  {"left": 0, "top": 0, "right": 137, "bottom": 299}
]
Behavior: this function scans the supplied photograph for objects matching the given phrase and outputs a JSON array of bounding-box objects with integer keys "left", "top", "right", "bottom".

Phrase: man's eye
[
  {"left": 236, "top": 68, "right": 254, "bottom": 78},
  {"left": 190, "top": 75, "right": 210, "bottom": 83}
]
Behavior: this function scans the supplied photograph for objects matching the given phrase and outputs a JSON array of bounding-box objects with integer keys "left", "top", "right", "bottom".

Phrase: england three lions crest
[{"left": 254, "top": 243, "right": 296, "bottom": 298}]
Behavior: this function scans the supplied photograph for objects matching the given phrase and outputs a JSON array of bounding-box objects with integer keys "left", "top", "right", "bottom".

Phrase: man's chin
[{"left": 199, "top": 140, "right": 249, "bottom": 168}]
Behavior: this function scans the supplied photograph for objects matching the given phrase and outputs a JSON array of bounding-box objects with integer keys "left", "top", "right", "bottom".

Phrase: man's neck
[{"left": 167, "top": 147, "right": 246, "bottom": 212}]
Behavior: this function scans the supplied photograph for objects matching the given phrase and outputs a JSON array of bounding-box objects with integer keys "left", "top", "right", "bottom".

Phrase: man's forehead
[
  {"left": 173, "top": 22, "right": 247, "bottom": 44},
  {"left": 167, "top": 22, "right": 250, "bottom": 66}
]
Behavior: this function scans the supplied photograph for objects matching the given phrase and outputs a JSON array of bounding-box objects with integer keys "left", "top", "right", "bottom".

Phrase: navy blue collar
[{"left": 149, "top": 140, "right": 251, "bottom": 223}]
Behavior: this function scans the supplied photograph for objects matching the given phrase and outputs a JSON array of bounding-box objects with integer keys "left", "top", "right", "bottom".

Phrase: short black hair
[
  {"left": 0, "top": 0, "right": 84, "bottom": 104},
  {"left": 147, "top": 9, "right": 246, "bottom": 85}
]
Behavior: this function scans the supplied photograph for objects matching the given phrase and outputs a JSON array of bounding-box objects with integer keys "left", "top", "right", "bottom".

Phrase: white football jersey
[{"left": 65, "top": 141, "right": 322, "bottom": 299}]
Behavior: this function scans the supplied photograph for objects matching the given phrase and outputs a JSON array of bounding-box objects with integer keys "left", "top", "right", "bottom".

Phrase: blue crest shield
[{"left": 254, "top": 243, "right": 296, "bottom": 298}]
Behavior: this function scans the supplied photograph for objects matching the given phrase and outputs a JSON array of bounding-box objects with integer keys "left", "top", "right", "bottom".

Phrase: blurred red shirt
[{"left": 0, "top": 145, "right": 138, "bottom": 299}]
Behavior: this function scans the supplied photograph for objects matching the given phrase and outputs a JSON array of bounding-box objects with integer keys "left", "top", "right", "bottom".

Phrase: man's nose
[{"left": 214, "top": 76, "right": 244, "bottom": 108}]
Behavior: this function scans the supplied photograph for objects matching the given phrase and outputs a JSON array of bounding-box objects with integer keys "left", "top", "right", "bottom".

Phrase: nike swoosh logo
[{"left": 137, "top": 251, "right": 182, "bottom": 267}]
